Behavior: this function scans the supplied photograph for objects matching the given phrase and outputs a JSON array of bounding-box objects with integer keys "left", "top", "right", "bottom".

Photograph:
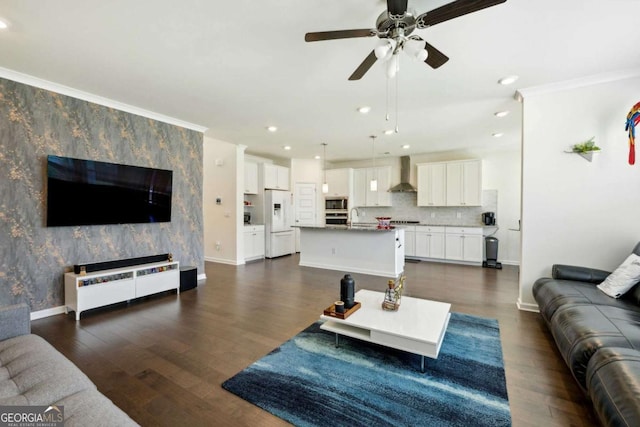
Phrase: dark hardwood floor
[{"left": 31, "top": 255, "right": 599, "bottom": 426}]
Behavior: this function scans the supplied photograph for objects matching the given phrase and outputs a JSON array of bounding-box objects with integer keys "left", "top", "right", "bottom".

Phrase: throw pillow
[{"left": 597, "top": 254, "right": 640, "bottom": 298}]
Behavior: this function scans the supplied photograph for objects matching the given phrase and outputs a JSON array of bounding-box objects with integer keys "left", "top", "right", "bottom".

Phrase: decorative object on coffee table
[
  {"left": 323, "top": 301, "right": 361, "bottom": 320},
  {"left": 334, "top": 301, "right": 345, "bottom": 314},
  {"left": 340, "top": 274, "right": 355, "bottom": 308},
  {"left": 382, "top": 274, "right": 405, "bottom": 311}
]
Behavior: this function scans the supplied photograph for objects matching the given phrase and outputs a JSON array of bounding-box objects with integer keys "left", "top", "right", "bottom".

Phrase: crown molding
[
  {"left": 0, "top": 67, "right": 208, "bottom": 133},
  {"left": 516, "top": 68, "right": 640, "bottom": 100}
]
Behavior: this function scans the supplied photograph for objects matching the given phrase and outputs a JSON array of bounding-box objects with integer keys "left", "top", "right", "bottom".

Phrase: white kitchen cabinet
[
  {"left": 352, "top": 168, "right": 367, "bottom": 207},
  {"left": 263, "top": 164, "right": 290, "bottom": 190},
  {"left": 444, "top": 227, "right": 483, "bottom": 263},
  {"left": 244, "top": 162, "right": 258, "bottom": 194},
  {"left": 352, "top": 166, "right": 392, "bottom": 207},
  {"left": 404, "top": 226, "right": 416, "bottom": 257},
  {"left": 414, "top": 226, "right": 446, "bottom": 259},
  {"left": 417, "top": 163, "right": 446, "bottom": 206},
  {"left": 446, "top": 160, "right": 482, "bottom": 206},
  {"left": 244, "top": 225, "right": 265, "bottom": 261},
  {"left": 325, "top": 168, "right": 352, "bottom": 198}
]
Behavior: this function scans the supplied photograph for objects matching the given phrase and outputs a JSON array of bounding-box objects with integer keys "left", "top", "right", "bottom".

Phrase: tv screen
[{"left": 46, "top": 155, "right": 173, "bottom": 227}]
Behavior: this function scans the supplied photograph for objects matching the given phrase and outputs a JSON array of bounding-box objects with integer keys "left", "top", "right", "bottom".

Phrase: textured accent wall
[{"left": 0, "top": 78, "right": 204, "bottom": 311}]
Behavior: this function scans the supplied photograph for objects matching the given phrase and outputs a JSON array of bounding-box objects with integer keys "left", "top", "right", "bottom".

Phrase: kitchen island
[{"left": 297, "top": 225, "right": 405, "bottom": 278}]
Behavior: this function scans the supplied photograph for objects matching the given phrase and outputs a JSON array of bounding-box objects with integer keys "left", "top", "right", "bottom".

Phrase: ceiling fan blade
[
  {"left": 305, "top": 29, "right": 376, "bottom": 42},
  {"left": 348, "top": 50, "right": 378, "bottom": 81},
  {"left": 387, "top": 0, "right": 408, "bottom": 18},
  {"left": 416, "top": 0, "right": 507, "bottom": 28},
  {"left": 424, "top": 42, "right": 449, "bottom": 69}
]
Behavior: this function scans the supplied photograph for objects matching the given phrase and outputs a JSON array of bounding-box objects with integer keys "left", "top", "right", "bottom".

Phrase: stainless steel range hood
[{"left": 389, "top": 156, "right": 417, "bottom": 192}]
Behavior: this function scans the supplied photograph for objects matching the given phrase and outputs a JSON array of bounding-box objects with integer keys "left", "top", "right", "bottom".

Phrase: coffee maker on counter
[{"left": 482, "top": 212, "right": 496, "bottom": 226}]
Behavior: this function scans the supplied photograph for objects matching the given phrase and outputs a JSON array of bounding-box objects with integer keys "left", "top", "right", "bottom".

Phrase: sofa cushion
[
  {"left": 549, "top": 304, "right": 640, "bottom": 389},
  {"left": 0, "top": 334, "right": 95, "bottom": 405},
  {"left": 598, "top": 254, "right": 640, "bottom": 298},
  {"left": 0, "top": 334, "right": 137, "bottom": 425},
  {"left": 586, "top": 347, "right": 640, "bottom": 427},
  {"left": 533, "top": 278, "right": 640, "bottom": 324}
]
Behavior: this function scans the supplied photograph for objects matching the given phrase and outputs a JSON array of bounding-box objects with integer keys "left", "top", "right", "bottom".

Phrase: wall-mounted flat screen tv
[{"left": 46, "top": 155, "right": 173, "bottom": 227}]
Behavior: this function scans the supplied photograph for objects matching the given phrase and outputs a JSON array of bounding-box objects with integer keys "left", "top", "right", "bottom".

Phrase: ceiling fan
[{"left": 305, "top": 0, "right": 507, "bottom": 80}]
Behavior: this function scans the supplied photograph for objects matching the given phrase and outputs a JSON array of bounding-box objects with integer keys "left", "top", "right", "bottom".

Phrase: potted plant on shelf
[{"left": 570, "top": 137, "right": 601, "bottom": 162}]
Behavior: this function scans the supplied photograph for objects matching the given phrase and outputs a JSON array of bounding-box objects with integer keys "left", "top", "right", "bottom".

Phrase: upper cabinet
[
  {"left": 417, "top": 159, "right": 482, "bottom": 207},
  {"left": 244, "top": 162, "right": 258, "bottom": 194},
  {"left": 263, "top": 164, "right": 290, "bottom": 190},
  {"left": 325, "top": 168, "right": 352, "bottom": 198},
  {"left": 353, "top": 166, "right": 392, "bottom": 207},
  {"left": 446, "top": 160, "right": 482, "bottom": 206},
  {"left": 417, "top": 163, "right": 446, "bottom": 206}
]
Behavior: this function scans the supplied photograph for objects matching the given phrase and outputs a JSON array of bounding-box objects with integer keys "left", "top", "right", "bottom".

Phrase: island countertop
[{"left": 294, "top": 224, "right": 398, "bottom": 232}]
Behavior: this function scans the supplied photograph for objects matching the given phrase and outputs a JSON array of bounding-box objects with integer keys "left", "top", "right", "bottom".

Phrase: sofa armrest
[
  {"left": 0, "top": 303, "right": 31, "bottom": 341},
  {"left": 552, "top": 264, "right": 611, "bottom": 284}
]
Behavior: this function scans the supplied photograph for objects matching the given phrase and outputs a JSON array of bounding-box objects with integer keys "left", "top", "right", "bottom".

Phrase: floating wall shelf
[{"left": 565, "top": 150, "right": 601, "bottom": 162}]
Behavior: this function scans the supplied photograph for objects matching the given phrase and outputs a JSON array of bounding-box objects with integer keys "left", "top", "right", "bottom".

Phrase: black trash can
[
  {"left": 180, "top": 266, "right": 197, "bottom": 292},
  {"left": 483, "top": 237, "right": 502, "bottom": 269}
]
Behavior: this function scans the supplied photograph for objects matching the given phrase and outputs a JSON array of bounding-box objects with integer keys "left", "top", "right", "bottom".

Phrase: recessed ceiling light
[
  {"left": 384, "top": 130, "right": 394, "bottom": 135},
  {"left": 358, "top": 106, "right": 371, "bottom": 114},
  {"left": 267, "top": 126, "right": 278, "bottom": 132},
  {"left": 492, "top": 133, "right": 504, "bottom": 138},
  {"left": 402, "top": 144, "right": 410, "bottom": 149},
  {"left": 0, "top": 19, "right": 8, "bottom": 30},
  {"left": 494, "top": 111, "right": 509, "bottom": 118},
  {"left": 498, "top": 75, "right": 519, "bottom": 85},
  {"left": 314, "top": 155, "right": 321, "bottom": 160},
  {"left": 283, "top": 145, "right": 291, "bottom": 150}
]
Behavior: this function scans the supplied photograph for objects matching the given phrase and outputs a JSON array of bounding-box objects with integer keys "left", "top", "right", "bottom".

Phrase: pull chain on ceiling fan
[{"left": 305, "top": 0, "right": 508, "bottom": 80}]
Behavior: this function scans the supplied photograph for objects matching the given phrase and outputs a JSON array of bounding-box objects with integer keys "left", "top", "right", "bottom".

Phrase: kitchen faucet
[{"left": 349, "top": 207, "right": 360, "bottom": 225}]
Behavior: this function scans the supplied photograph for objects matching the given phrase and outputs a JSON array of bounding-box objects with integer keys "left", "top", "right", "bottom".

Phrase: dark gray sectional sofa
[
  {"left": 0, "top": 303, "right": 137, "bottom": 426},
  {"left": 533, "top": 243, "right": 640, "bottom": 427}
]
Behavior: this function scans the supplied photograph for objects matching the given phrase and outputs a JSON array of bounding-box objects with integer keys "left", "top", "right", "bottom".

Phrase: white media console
[{"left": 64, "top": 260, "right": 180, "bottom": 320}]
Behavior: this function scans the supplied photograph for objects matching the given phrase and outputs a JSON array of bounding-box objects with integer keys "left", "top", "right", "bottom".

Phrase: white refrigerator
[{"left": 264, "top": 190, "right": 295, "bottom": 258}]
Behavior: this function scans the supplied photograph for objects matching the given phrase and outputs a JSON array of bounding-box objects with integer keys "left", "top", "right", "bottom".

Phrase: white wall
[
  {"left": 519, "top": 75, "right": 640, "bottom": 309},
  {"left": 203, "top": 136, "right": 244, "bottom": 265}
]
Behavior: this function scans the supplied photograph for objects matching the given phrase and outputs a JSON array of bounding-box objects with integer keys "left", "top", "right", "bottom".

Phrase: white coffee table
[{"left": 320, "top": 289, "right": 451, "bottom": 372}]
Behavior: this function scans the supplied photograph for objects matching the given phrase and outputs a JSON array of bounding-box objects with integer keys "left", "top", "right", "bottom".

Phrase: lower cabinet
[
  {"left": 415, "top": 226, "right": 445, "bottom": 259},
  {"left": 444, "top": 227, "right": 483, "bottom": 263},
  {"left": 404, "top": 226, "right": 483, "bottom": 264},
  {"left": 404, "top": 227, "right": 416, "bottom": 257},
  {"left": 244, "top": 225, "right": 265, "bottom": 261}
]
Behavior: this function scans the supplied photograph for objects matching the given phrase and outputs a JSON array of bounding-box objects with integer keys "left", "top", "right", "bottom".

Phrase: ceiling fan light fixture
[
  {"left": 374, "top": 39, "right": 396, "bottom": 61},
  {"left": 414, "top": 49, "right": 428, "bottom": 62}
]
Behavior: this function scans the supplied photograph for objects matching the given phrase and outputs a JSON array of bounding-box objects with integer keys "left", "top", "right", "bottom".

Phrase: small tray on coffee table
[{"left": 323, "top": 302, "right": 361, "bottom": 320}]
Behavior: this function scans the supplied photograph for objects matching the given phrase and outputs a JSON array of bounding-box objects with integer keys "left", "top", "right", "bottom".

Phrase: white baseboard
[
  {"left": 204, "top": 256, "right": 244, "bottom": 266},
  {"left": 197, "top": 273, "right": 207, "bottom": 282},
  {"left": 299, "top": 261, "right": 399, "bottom": 278},
  {"left": 30, "top": 306, "right": 66, "bottom": 320},
  {"left": 517, "top": 299, "right": 539, "bottom": 313}
]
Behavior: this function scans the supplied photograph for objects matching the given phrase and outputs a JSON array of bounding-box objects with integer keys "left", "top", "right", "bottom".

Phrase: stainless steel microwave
[{"left": 325, "top": 197, "right": 348, "bottom": 211}]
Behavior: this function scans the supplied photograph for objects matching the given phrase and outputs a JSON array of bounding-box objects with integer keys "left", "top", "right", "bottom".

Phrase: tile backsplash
[{"left": 354, "top": 190, "right": 497, "bottom": 226}]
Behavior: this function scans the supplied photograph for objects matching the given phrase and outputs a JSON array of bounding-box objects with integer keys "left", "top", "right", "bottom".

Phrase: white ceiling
[{"left": 1, "top": 0, "right": 640, "bottom": 162}]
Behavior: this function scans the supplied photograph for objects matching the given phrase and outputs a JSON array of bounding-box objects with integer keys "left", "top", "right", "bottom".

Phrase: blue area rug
[{"left": 222, "top": 313, "right": 510, "bottom": 426}]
